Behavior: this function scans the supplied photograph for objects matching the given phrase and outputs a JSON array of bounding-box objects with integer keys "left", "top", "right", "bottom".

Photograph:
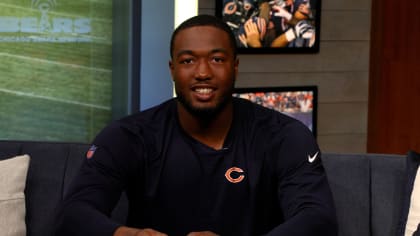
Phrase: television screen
[{"left": 233, "top": 86, "right": 317, "bottom": 137}]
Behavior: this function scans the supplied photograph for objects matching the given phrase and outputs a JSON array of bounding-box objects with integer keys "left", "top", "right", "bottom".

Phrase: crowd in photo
[{"left": 234, "top": 91, "right": 314, "bottom": 113}]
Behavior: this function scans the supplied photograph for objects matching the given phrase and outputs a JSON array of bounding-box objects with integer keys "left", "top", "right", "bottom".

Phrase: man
[{"left": 56, "top": 14, "right": 337, "bottom": 236}]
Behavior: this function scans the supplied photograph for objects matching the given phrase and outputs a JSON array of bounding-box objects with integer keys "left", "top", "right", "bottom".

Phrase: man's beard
[
  {"left": 176, "top": 84, "right": 234, "bottom": 119},
  {"left": 177, "top": 95, "right": 230, "bottom": 119}
]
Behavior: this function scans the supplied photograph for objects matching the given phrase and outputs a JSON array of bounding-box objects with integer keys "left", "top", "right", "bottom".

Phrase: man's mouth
[
  {"left": 194, "top": 88, "right": 213, "bottom": 94},
  {"left": 191, "top": 86, "right": 216, "bottom": 101}
]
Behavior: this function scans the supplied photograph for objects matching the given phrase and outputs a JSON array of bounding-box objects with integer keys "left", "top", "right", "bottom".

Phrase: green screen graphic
[{"left": 0, "top": 0, "right": 113, "bottom": 142}]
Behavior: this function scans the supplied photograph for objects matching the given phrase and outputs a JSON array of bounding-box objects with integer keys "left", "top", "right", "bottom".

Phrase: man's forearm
[
  {"left": 265, "top": 208, "right": 337, "bottom": 236},
  {"left": 114, "top": 226, "right": 139, "bottom": 236}
]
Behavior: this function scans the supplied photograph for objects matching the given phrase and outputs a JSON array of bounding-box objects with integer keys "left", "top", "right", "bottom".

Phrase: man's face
[
  {"left": 169, "top": 26, "right": 239, "bottom": 117},
  {"left": 294, "top": 0, "right": 311, "bottom": 20},
  {"left": 298, "top": 2, "right": 310, "bottom": 15},
  {"left": 285, "top": 0, "right": 294, "bottom": 6}
]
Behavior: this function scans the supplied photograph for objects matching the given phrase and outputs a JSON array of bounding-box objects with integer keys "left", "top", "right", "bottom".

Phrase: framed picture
[
  {"left": 216, "top": 0, "right": 321, "bottom": 54},
  {"left": 233, "top": 86, "right": 318, "bottom": 137}
]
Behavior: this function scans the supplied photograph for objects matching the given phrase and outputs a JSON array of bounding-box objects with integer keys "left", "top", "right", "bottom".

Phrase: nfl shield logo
[{"left": 86, "top": 145, "right": 97, "bottom": 159}]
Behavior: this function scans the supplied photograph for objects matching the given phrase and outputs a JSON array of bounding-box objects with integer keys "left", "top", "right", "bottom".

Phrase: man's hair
[{"left": 170, "top": 14, "right": 237, "bottom": 59}]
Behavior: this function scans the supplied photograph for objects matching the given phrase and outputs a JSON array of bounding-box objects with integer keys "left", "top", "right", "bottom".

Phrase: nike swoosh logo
[{"left": 308, "top": 151, "right": 319, "bottom": 163}]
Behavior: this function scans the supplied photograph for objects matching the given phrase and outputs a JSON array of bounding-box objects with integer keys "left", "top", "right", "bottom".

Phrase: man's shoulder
[
  {"left": 119, "top": 99, "right": 176, "bottom": 125},
  {"left": 97, "top": 99, "right": 177, "bottom": 141}
]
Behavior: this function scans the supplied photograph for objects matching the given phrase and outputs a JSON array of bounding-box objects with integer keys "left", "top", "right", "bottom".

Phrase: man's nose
[{"left": 195, "top": 60, "right": 211, "bottom": 79}]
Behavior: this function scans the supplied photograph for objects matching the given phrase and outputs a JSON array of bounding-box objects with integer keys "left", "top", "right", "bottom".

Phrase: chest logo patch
[{"left": 225, "top": 167, "right": 245, "bottom": 183}]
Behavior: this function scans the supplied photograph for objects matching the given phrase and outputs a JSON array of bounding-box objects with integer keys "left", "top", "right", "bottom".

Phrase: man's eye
[
  {"left": 212, "top": 57, "right": 224, "bottom": 63},
  {"left": 181, "top": 59, "right": 194, "bottom": 64}
]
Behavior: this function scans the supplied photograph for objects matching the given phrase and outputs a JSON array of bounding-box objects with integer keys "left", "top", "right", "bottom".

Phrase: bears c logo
[
  {"left": 225, "top": 167, "right": 245, "bottom": 183},
  {"left": 223, "top": 2, "right": 237, "bottom": 15}
]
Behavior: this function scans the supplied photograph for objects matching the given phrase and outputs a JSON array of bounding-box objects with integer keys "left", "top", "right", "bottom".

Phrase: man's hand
[
  {"left": 271, "top": 5, "right": 292, "bottom": 20},
  {"left": 244, "top": 20, "right": 261, "bottom": 47},
  {"left": 114, "top": 226, "right": 167, "bottom": 236},
  {"left": 135, "top": 228, "right": 168, "bottom": 236},
  {"left": 239, "top": 19, "right": 264, "bottom": 48},
  {"left": 187, "top": 231, "right": 220, "bottom": 236},
  {"left": 114, "top": 226, "right": 219, "bottom": 236},
  {"left": 294, "top": 20, "right": 315, "bottom": 39}
]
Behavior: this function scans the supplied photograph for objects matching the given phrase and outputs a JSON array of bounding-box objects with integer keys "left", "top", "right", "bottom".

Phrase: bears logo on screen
[
  {"left": 31, "top": 0, "right": 57, "bottom": 31},
  {"left": 31, "top": 0, "right": 57, "bottom": 10}
]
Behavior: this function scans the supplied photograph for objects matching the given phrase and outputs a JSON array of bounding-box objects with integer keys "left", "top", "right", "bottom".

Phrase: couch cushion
[
  {"left": 0, "top": 154, "right": 30, "bottom": 236},
  {"left": 322, "top": 153, "right": 371, "bottom": 236},
  {"left": 21, "top": 142, "right": 72, "bottom": 236},
  {"left": 0, "top": 140, "right": 129, "bottom": 236},
  {"left": 398, "top": 151, "right": 420, "bottom": 236},
  {"left": 370, "top": 154, "right": 406, "bottom": 236}
]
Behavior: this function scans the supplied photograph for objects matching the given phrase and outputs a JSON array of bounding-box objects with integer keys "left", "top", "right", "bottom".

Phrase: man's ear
[
  {"left": 169, "top": 60, "right": 175, "bottom": 80},
  {"left": 234, "top": 57, "right": 239, "bottom": 81},
  {"left": 169, "top": 60, "right": 174, "bottom": 70}
]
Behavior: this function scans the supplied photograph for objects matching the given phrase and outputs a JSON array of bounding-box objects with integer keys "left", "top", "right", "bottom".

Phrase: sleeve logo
[
  {"left": 308, "top": 151, "right": 319, "bottom": 163},
  {"left": 86, "top": 145, "right": 97, "bottom": 159}
]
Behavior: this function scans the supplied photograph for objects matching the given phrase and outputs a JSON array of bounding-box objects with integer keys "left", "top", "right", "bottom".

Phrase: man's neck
[{"left": 177, "top": 102, "right": 233, "bottom": 150}]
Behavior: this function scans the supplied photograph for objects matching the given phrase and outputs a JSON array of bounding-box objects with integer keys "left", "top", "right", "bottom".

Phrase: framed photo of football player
[
  {"left": 216, "top": 0, "right": 321, "bottom": 54},
  {"left": 233, "top": 86, "right": 318, "bottom": 137}
]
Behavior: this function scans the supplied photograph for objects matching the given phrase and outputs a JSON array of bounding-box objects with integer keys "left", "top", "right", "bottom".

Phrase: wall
[
  {"left": 140, "top": 1, "right": 174, "bottom": 110},
  {"left": 368, "top": 0, "right": 420, "bottom": 154},
  {"left": 199, "top": 0, "right": 371, "bottom": 153}
]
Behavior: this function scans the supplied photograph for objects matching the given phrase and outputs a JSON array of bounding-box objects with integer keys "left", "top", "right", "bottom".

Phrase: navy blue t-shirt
[{"left": 57, "top": 98, "right": 337, "bottom": 236}]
